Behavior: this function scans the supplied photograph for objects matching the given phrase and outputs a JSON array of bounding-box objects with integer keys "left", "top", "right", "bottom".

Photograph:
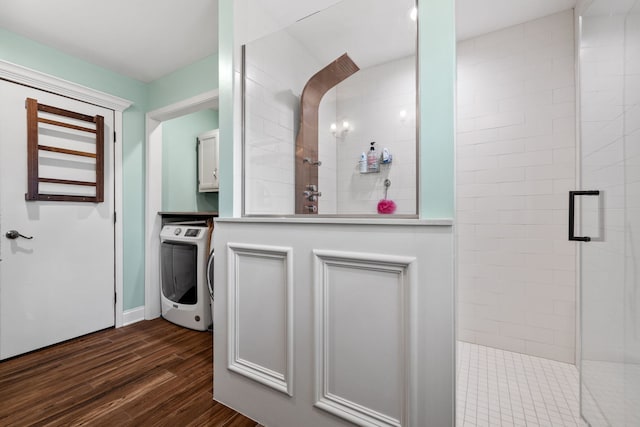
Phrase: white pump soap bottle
[{"left": 359, "top": 152, "right": 367, "bottom": 173}]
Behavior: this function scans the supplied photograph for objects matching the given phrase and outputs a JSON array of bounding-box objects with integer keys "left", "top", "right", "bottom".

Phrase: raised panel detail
[
  {"left": 313, "top": 250, "right": 417, "bottom": 427},
  {"left": 228, "top": 243, "right": 293, "bottom": 396}
]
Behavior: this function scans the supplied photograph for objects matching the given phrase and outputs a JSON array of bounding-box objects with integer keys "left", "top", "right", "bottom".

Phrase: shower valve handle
[
  {"left": 303, "top": 190, "right": 322, "bottom": 198},
  {"left": 303, "top": 157, "right": 322, "bottom": 166},
  {"left": 5, "top": 230, "right": 33, "bottom": 240}
]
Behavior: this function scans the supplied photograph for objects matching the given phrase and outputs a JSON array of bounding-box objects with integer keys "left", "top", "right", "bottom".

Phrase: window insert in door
[{"left": 25, "top": 97, "right": 105, "bottom": 203}]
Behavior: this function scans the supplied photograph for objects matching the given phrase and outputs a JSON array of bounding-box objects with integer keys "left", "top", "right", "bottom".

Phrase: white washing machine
[{"left": 160, "top": 224, "right": 213, "bottom": 331}]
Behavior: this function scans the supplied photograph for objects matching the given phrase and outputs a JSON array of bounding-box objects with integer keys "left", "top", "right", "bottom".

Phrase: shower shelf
[{"left": 358, "top": 161, "right": 392, "bottom": 174}]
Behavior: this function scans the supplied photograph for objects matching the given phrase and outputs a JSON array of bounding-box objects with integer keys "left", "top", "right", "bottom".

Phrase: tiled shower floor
[{"left": 456, "top": 341, "right": 587, "bottom": 427}]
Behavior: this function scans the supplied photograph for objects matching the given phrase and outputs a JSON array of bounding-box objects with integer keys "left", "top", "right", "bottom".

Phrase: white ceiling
[
  {"left": 0, "top": 0, "right": 579, "bottom": 83},
  {"left": 0, "top": 0, "right": 218, "bottom": 83},
  {"left": 283, "top": 0, "right": 416, "bottom": 70}
]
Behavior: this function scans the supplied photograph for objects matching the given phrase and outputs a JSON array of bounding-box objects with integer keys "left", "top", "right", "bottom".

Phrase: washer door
[{"left": 161, "top": 241, "right": 197, "bottom": 305}]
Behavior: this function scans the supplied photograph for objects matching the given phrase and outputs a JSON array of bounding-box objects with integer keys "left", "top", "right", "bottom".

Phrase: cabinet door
[{"left": 198, "top": 129, "right": 219, "bottom": 192}]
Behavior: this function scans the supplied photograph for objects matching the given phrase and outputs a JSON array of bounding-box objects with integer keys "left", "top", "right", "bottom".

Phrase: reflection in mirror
[{"left": 243, "top": 0, "right": 417, "bottom": 216}]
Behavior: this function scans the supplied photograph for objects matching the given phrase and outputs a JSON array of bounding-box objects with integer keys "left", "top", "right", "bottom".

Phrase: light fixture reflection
[
  {"left": 331, "top": 120, "right": 351, "bottom": 137},
  {"left": 410, "top": 7, "right": 417, "bottom": 21}
]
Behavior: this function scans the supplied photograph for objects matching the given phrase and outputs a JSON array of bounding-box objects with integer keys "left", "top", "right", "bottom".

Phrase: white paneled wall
[
  {"left": 456, "top": 10, "right": 577, "bottom": 363},
  {"left": 214, "top": 220, "right": 455, "bottom": 427},
  {"left": 334, "top": 56, "right": 417, "bottom": 215}
]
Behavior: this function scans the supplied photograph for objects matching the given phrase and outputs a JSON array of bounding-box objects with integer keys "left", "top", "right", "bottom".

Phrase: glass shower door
[{"left": 578, "top": 1, "right": 640, "bottom": 425}]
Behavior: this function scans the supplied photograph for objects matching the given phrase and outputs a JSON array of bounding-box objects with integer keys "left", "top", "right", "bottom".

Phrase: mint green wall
[
  {"left": 1, "top": 28, "right": 221, "bottom": 311},
  {"left": 0, "top": 27, "right": 148, "bottom": 311},
  {"left": 162, "top": 109, "right": 219, "bottom": 212},
  {"left": 148, "top": 54, "right": 219, "bottom": 111},
  {"left": 216, "top": 0, "right": 456, "bottom": 219},
  {"left": 218, "top": 0, "right": 234, "bottom": 218},
  {"left": 419, "top": 0, "right": 456, "bottom": 219}
]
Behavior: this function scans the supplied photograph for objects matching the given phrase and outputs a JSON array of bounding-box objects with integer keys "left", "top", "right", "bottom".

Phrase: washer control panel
[
  {"left": 185, "top": 229, "right": 200, "bottom": 237},
  {"left": 161, "top": 225, "right": 205, "bottom": 240}
]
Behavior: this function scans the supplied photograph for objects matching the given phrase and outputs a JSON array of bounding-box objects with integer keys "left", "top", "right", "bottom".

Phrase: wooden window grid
[{"left": 25, "top": 98, "right": 104, "bottom": 203}]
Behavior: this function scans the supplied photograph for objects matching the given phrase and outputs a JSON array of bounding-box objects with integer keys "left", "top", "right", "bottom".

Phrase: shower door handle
[{"left": 568, "top": 190, "right": 600, "bottom": 242}]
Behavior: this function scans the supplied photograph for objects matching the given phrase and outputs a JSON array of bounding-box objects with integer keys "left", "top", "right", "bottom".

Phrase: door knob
[{"left": 5, "top": 230, "right": 33, "bottom": 240}]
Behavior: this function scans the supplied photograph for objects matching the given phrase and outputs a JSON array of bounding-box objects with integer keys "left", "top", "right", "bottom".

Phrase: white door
[{"left": 0, "top": 80, "right": 115, "bottom": 360}]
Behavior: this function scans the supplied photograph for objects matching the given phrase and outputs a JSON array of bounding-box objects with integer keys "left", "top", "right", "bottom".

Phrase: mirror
[{"left": 242, "top": 0, "right": 418, "bottom": 216}]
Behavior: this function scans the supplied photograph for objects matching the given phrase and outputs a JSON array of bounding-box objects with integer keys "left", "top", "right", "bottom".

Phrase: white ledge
[{"left": 215, "top": 217, "right": 453, "bottom": 226}]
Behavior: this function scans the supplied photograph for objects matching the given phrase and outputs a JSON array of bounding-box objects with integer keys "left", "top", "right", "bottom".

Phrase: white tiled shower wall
[
  {"left": 332, "top": 56, "right": 417, "bottom": 215},
  {"left": 456, "top": 10, "right": 577, "bottom": 363},
  {"left": 244, "top": 30, "right": 323, "bottom": 215},
  {"left": 245, "top": 41, "right": 416, "bottom": 215},
  {"left": 318, "top": 89, "right": 338, "bottom": 214}
]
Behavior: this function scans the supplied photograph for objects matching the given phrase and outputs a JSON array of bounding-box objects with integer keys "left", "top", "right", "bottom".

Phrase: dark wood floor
[{"left": 0, "top": 318, "right": 260, "bottom": 426}]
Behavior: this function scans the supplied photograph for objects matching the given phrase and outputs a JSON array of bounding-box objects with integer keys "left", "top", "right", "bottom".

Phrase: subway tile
[
  {"left": 475, "top": 195, "right": 527, "bottom": 211},
  {"left": 511, "top": 210, "right": 556, "bottom": 225},
  {"left": 498, "top": 238, "right": 554, "bottom": 254},
  {"left": 498, "top": 90, "right": 553, "bottom": 113},
  {"left": 475, "top": 167, "right": 525, "bottom": 183},
  {"left": 456, "top": 146, "right": 477, "bottom": 163},
  {"left": 501, "top": 323, "right": 555, "bottom": 345},
  {"left": 457, "top": 183, "right": 502, "bottom": 198},
  {"left": 476, "top": 111, "right": 526, "bottom": 130},
  {"left": 498, "top": 119, "right": 553, "bottom": 140},
  {"left": 473, "top": 332, "right": 526, "bottom": 354},
  {"left": 458, "top": 155, "right": 500, "bottom": 172},
  {"left": 526, "top": 311, "right": 575, "bottom": 333},
  {"left": 498, "top": 150, "right": 553, "bottom": 168},
  {"left": 526, "top": 194, "right": 567, "bottom": 210},
  {"left": 457, "top": 128, "right": 500, "bottom": 145},
  {"left": 457, "top": 197, "right": 475, "bottom": 212},
  {"left": 474, "top": 24, "right": 525, "bottom": 50},
  {"left": 474, "top": 140, "right": 526, "bottom": 157},
  {"left": 553, "top": 86, "right": 576, "bottom": 104},
  {"left": 526, "top": 284, "right": 575, "bottom": 302},
  {"left": 475, "top": 224, "right": 528, "bottom": 238},
  {"left": 499, "top": 180, "right": 553, "bottom": 196},
  {"left": 553, "top": 329, "right": 576, "bottom": 347},
  {"left": 524, "top": 341, "right": 575, "bottom": 363}
]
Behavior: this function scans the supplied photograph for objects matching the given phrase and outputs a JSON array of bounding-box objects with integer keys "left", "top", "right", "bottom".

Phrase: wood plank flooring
[{"left": 0, "top": 318, "right": 261, "bottom": 426}]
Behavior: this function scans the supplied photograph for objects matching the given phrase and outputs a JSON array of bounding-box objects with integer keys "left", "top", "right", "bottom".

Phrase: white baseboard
[{"left": 122, "top": 306, "right": 145, "bottom": 326}]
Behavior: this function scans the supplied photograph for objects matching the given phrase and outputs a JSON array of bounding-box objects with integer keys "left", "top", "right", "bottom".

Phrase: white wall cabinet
[{"left": 198, "top": 129, "right": 219, "bottom": 192}]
